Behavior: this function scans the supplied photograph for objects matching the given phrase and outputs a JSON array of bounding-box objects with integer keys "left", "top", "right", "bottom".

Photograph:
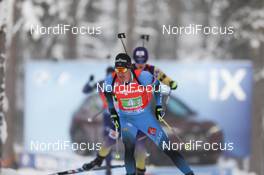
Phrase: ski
[{"left": 49, "top": 164, "right": 125, "bottom": 175}]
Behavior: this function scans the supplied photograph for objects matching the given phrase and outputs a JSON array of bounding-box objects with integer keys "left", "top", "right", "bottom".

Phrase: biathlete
[
  {"left": 104, "top": 53, "right": 194, "bottom": 175},
  {"left": 129, "top": 46, "right": 178, "bottom": 174},
  {"left": 83, "top": 66, "right": 149, "bottom": 175},
  {"left": 82, "top": 67, "right": 116, "bottom": 175},
  {"left": 83, "top": 47, "right": 180, "bottom": 175},
  {"left": 132, "top": 46, "right": 177, "bottom": 90}
]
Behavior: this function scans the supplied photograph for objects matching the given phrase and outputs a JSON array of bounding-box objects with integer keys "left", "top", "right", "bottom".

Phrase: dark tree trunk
[
  {"left": 127, "top": 0, "right": 135, "bottom": 54},
  {"left": 65, "top": 0, "right": 78, "bottom": 59},
  {"left": 251, "top": 43, "right": 264, "bottom": 175},
  {"left": 2, "top": 0, "right": 16, "bottom": 167},
  {"left": 0, "top": 19, "right": 6, "bottom": 169}
]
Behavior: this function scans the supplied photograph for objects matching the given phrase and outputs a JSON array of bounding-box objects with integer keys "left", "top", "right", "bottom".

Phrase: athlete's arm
[
  {"left": 138, "top": 71, "right": 162, "bottom": 106},
  {"left": 103, "top": 75, "right": 115, "bottom": 109},
  {"left": 83, "top": 82, "right": 94, "bottom": 94},
  {"left": 83, "top": 80, "right": 104, "bottom": 94},
  {"left": 153, "top": 66, "right": 177, "bottom": 90},
  {"left": 104, "top": 75, "right": 120, "bottom": 129}
]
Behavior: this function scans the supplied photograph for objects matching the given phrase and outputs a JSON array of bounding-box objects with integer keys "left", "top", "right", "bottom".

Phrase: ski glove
[
  {"left": 169, "top": 81, "right": 178, "bottom": 90},
  {"left": 82, "top": 155, "right": 104, "bottom": 170},
  {"left": 110, "top": 108, "right": 120, "bottom": 130},
  {"left": 82, "top": 83, "right": 93, "bottom": 94},
  {"left": 155, "top": 105, "right": 165, "bottom": 122}
]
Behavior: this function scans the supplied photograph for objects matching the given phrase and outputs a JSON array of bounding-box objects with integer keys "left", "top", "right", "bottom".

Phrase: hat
[
  {"left": 115, "top": 53, "right": 132, "bottom": 68},
  {"left": 133, "top": 47, "right": 148, "bottom": 64}
]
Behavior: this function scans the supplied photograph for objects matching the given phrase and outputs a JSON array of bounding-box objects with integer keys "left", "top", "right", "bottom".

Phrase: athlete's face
[
  {"left": 136, "top": 63, "right": 146, "bottom": 70},
  {"left": 115, "top": 67, "right": 131, "bottom": 82}
]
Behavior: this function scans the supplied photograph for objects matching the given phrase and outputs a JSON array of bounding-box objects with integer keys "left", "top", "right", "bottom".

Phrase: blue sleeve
[
  {"left": 138, "top": 71, "right": 162, "bottom": 106},
  {"left": 104, "top": 75, "right": 115, "bottom": 109},
  {"left": 138, "top": 71, "right": 153, "bottom": 86}
]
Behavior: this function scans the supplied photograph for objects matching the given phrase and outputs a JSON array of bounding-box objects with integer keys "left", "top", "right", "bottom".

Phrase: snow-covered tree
[
  {"left": 17, "top": 0, "right": 120, "bottom": 60},
  {"left": 76, "top": 0, "right": 119, "bottom": 59},
  {"left": 20, "top": 0, "right": 75, "bottom": 60},
  {"left": 133, "top": 0, "right": 183, "bottom": 59},
  {"left": 0, "top": 0, "right": 9, "bottom": 168}
]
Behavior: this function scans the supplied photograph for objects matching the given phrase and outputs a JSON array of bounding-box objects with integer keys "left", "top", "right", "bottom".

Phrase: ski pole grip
[
  {"left": 118, "top": 33, "right": 126, "bottom": 38},
  {"left": 141, "top": 34, "right": 150, "bottom": 41}
]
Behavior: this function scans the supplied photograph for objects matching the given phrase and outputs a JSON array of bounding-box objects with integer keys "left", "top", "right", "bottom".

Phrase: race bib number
[{"left": 121, "top": 96, "right": 143, "bottom": 109}]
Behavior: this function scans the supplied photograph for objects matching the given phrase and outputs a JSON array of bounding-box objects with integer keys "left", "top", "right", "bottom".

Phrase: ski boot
[
  {"left": 82, "top": 155, "right": 104, "bottom": 170},
  {"left": 106, "top": 168, "right": 111, "bottom": 175},
  {"left": 105, "top": 154, "right": 112, "bottom": 175},
  {"left": 136, "top": 168, "right": 146, "bottom": 175}
]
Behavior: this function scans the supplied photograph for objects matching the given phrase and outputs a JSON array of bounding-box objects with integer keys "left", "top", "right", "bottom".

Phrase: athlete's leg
[
  {"left": 134, "top": 111, "right": 194, "bottom": 175},
  {"left": 120, "top": 116, "right": 138, "bottom": 175},
  {"left": 135, "top": 132, "right": 147, "bottom": 175},
  {"left": 83, "top": 112, "right": 116, "bottom": 170},
  {"left": 105, "top": 152, "right": 112, "bottom": 175},
  {"left": 98, "top": 128, "right": 116, "bottom": 157}
]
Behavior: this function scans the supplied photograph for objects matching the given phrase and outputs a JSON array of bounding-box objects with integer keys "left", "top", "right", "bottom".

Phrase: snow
[
  {"left": 0, "top": 0, "right": 8, "bottom": 148},
  {"left": 14, "top": 151, "right": 258, "bottom": 175},
  {"left": 0, "top": 1, "right": 7, "bottom": 30},
  {"left": 15, "top": 164, "right": 258, "bottom": 175},
  {"left": 76, "top": 0, "right": 91, "bottom": 20},
  {"left": 0, "top": 1, "right": 263, "bottom": 174},
  {"left": 21, "top": 0, "right": 42, "bottom": 40},
  {"left": 1, "top": 169, "right": 21, "bottom": 175},
  {"left": 229, "top": 7, "right": 264, "bottom": 48},
  {"left": 254, "top": 68, "right": 264, "bottom": 82},
  {"left": 16, "top": 169, "right": 44, "bottom": 175},
  {"left": 0, "top": 112, "right": 8, "bottom": 144},
  {"left": 250, "top": 39, "right": 260, "bottom": 49}
]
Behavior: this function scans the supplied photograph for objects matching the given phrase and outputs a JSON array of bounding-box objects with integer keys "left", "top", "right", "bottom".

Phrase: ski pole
[
  {"left": 159, "top": 89, "right": 184, "bottom": 143},
  {"left": 164, "top": 89, "right": 171, "bottom": 114},
  {"left": 159, "top": 117, "right": 173, "bottom": 131},
  {"left": 158, "top": 89, "right": 171, "bottom": 125},
  {"left": 115, "top": 127, "right": 121, "bottom": 159},
  {"left": 48, "top": 164, "right": 125, "bottom": 175},
  {"left": 87, "top": 109, "right": 104, "bottom": 123},
  {"left": 117, "top": 33, "right": 128, "bottom": 54},
  {"left": 140, "top": 34, "right": 150, "bottom": 47},
  {"left": 159, "top": 116, "right": 184, "bottom": 143},
  {"left": 158, "top": 89, "right": 173, "bottom": 130}
]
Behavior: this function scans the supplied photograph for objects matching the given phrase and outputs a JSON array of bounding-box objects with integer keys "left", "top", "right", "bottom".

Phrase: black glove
[
  {"left": 82, "top": 83, "right": 94, "bottom": 94},
  {"left": 110, "top": 108, "right": 120, "bottom": 130},
  {"left": 82, "top": 155, "right": 104, "bottom": 170},
  {"left": 169, "top": 81, "right": 178, "bottom": 90},
  {"left": 155, "top": 105, "right": 165, "bottom": 122}
]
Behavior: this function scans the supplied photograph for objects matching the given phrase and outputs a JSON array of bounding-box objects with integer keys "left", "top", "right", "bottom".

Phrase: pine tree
[{"left": 0, "top": 0, "right": 8, "bottom": 168}]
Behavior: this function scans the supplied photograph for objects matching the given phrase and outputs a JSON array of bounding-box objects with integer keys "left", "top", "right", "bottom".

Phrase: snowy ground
[
  {"left": 10, "top": 152, "right": 258, "bottom": 175},
  {"left": 14, "top": 165, "right": 257, "bottom": 175}
]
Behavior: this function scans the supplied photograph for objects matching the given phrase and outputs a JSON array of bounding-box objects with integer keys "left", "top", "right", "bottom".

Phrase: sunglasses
[{"left": 115, "top": 67, "right": 128, "bottom": 73}]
